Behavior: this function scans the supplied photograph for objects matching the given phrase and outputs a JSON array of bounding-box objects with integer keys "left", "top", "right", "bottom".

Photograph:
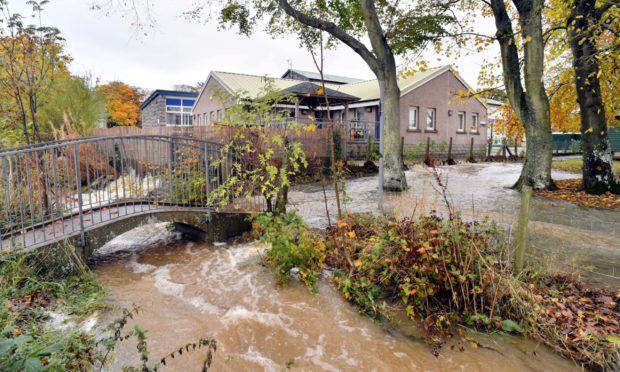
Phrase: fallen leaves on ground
[
  {"left": 526, "top": 275, "right": 620, "bottom": 367},
  {"left": 536, "top": 178, "right": 620, "bottom": 210}
]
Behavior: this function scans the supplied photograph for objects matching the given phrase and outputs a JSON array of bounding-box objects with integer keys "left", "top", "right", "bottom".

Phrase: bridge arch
[{"left": 0, "top": 135, "right": 260, "bottom": 255}]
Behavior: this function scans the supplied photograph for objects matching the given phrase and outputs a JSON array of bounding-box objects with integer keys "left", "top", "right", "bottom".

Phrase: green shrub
[{"left": 253, "top": 212, "right": 326, "bottom": 292}]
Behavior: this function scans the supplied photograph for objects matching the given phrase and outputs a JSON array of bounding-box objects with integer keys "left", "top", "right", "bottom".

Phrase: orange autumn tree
[
  {"left": 99, "top": 81, "right": 143, "bottom": 127},
  {"left": 493, "top": 104, "right": 524, "bottom": 145}
]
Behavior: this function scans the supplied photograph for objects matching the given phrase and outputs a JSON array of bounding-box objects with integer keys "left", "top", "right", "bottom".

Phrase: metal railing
[{"left": 0, "top": 135, "right": 253, "bottom": 252}]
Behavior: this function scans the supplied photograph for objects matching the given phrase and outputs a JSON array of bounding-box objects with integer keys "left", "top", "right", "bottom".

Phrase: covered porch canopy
[{"left": 279, "top": 82, "right": 360, "bottom": 117}]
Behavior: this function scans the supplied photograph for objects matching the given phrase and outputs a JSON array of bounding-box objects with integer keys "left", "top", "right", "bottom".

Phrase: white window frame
[
  {"left": 408, "top": 107, "right": 418, "bottom": 130},
  {"left": 165, "top": 98, "right": 193, "bottom": 126},
  {"left": 471, "top": 112, "right": 479, "bottom": 132},
  {"left": 210, "top": 111, "right": 215, "bottom": 124},
  {"left": 426, "top": 108, "right": 436, "bottom": 131},
  {"left": 458, "top": 111, "right": 466, "bottom": 132}
]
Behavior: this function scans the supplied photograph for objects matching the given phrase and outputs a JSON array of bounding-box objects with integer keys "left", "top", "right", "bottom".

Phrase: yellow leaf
[
  {"left": 316, "top": 87, "right": 325, "bottom": 95},
  {"left": 585, "top": 127, "right": 593, "bottom": 134},
  {"left": 354, "top": 259, "right": 362, "bottom": 268},
  {"left": 307, "top": 114, "right": 316, "bottom": 122},
  {"left": 348, "top": 231, "right": 356, "bottom": 238},
  {"left": 597, "top": 70, "right": 602, "bottom": 79},
  {"left": 305, "top": 123, "right": 317, "bottom": 132}
]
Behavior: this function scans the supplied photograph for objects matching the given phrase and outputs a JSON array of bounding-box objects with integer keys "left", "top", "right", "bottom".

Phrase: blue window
[{"left": 166, "top": 97, "right": 193, "bottom": 126}]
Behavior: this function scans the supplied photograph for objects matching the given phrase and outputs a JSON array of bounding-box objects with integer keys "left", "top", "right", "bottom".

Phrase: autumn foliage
[{"left": 99, "top": 81, "right": 143, "bottom": 127}]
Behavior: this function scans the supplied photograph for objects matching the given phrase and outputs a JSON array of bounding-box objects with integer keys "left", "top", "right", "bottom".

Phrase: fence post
[
  {"left": 487, "top": 139, "right": 492, "bottom": 158},
  {"left": 73, "top": 143, "right": 85, "bottom": 247},
  {"left": 514, "top": 140, "right": 518, "bottom": 157},
  {"left": 204, "top": 143, "right": 210, "bottom": 207},
  {"left": 424, "top": 137, "right": 431, "bottom": 165},
  {"left": 366, "top": 135, "right": 372, "bottom": 162},
  {"left": 467, "top": 137, "right": 475, "bottom": 163},
  {"left": 168, "top": 139, "right": 175, "bottom": 202},
  {"left": 400, "top": 136, "right": 404, "bottom": 164},
  {"left": 514, "top": 186, "right": 533, "bottom": 273},
  {"left": 447, "top": 137, "right": 454, "bottom": 165}
]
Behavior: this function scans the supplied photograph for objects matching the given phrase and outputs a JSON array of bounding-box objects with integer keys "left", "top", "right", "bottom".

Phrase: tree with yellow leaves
[
  {"left": 99, "top": 81, "right": 144, "bottom": 127},
  {"left": 0, "top": 0, "right": 68, "bottom": 144},
  {"left": 545, "top": 0, "right": 619, "bottom": 194}
]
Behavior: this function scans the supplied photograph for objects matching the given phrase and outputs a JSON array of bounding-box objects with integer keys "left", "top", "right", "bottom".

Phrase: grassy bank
[
  {"left": 0, "top": 246, "right": 217, "bottom": 371},
  {"left": 254, "top": 212, "right": 620, "bottom": 370},
  {"left": 0, "top": 247, "right": 107, "bottom": 370},
  {"left": 552, "top": 158, "right": 620, "bottom": 174}
]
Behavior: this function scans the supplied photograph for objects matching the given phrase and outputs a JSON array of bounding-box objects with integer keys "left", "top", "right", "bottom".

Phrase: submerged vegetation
[{"left": 255, "top": 212, "right": 620, "bottom": 370}]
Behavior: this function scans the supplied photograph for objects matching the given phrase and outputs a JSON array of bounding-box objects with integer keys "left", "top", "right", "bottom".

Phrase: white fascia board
[{"left": 315, "top": 100, "right": 380, "bottom": 110}]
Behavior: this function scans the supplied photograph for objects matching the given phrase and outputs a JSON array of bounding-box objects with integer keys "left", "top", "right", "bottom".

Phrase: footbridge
[{"left": 0, "top": 135, "right": 259, "bottom": 258}]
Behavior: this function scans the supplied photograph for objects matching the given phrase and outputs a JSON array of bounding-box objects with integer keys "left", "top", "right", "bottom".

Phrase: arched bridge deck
[{"left": 0, "top": 135, "right": 260, "bottom": 256}]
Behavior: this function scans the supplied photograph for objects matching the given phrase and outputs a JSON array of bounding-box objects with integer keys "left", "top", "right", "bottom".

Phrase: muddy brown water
[
  {"left": 92, "top": 163, "right": 616, "bottom": 370},
  {"left": 94, "top": 239, "right": 576, "bottom": 371}
]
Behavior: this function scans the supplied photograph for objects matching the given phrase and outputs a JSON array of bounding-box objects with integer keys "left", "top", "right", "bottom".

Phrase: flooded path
[
  {"left": 289, "top": 163, "right": 620, "bottom": 287},
  {"left": 94, "top": 234, "right": 576, "bottom": 371}
]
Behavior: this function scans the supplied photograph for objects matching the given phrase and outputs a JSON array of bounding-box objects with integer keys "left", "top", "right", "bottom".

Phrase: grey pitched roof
[
  {"left": 280, "top": 82, "right": 359, "bottom": 103},
  {"left": 281, "top": 69, "right": 364, "bottom": 84}
]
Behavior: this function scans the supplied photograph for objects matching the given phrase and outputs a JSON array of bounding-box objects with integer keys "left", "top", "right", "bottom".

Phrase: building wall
[
  {"left": 141, "top": 96, "right": 167, "bottom": 127},
  {"left": 193, "top": 78, "right": 234, "bottom": 126},
  {"left": 399, "top": 70, "right": 488, "bottom": 146}
]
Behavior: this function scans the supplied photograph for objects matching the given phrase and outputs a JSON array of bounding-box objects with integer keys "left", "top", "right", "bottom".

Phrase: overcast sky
[{"left": 9, "top": 0, "right": 499, "bottom": 90}]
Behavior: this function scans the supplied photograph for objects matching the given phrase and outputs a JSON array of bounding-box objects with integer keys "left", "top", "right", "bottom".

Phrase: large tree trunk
[
  {"left": 514, "top": 107, "right": 554, "bottom": 189},
  {"left": 382, "top": 69, "right": 407, "bottom": 190},
  {"left": 491, "top": 0, "right": 555, "bottom": 190},
  {"left": 567, "top": 0, "right": 620, "bottom": 194},
  {"left": 361, "top": 0, "right": 407, "bottom": 191}
]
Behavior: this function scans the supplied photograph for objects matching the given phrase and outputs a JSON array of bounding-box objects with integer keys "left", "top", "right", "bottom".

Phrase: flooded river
[
  {"left": 91, "top": 163, "right": 616, "bottom": 370},
  {"left": 94, "top": 235, "right": 576, "bottom": 371}
]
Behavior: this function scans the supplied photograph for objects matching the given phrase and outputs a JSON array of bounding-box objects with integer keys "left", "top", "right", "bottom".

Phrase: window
[
  {"left": 408, "top": 107, "right": 418, "bottom": 130},
  {"left": 165, "top": 98, "right": 195, "bottom": 126},
  {"left": 471, "top": 113, "right": 479, "bottom": 132},
  {"left": 217, "top": 110, "right": 222, "bottom": 121},
  {"left": 210, "top": 111, "right": 215, "bottom": 123},
  {"left": 354, "top": 108, "right": 363, "bottom": 122},
  {"left": 458, "top": 112, "right": 466, "bottom": 132},
  {"left": 426, "top": 108, "right": 436, "bottom": 131}
]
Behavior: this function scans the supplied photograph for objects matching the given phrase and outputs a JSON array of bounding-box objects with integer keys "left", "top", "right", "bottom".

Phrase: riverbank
[
  {"left": 0, "top": 246, "right": 106, "bottom": 370},
  {"left": 254, "top": 211, "right": 620, "bottom": 370},
  {"left": 91, "top": 233, "right": 578, "bottom": 371}
]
